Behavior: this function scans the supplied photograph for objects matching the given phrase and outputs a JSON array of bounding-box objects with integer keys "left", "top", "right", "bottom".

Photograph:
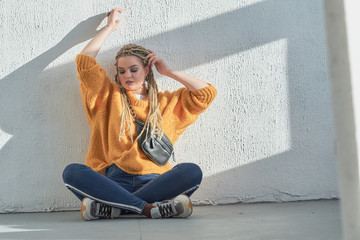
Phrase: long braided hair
[{"left": 115, "top": 44, "right": 164, "bottom": 143}]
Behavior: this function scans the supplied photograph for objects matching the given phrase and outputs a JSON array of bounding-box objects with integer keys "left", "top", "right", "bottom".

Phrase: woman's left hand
[
  {"left": 146, "top": 50, "right": 172, "bottom": 76},
  {"left": 146, "top": 49, "right": 209, "bottom": 91}
]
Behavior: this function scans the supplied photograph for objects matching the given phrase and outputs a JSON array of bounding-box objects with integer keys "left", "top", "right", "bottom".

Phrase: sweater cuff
[
  {"left": 76, "top": 54, "right": 98, "bottom": 71},
  {"left": 190, "top": 84, "right": 217, "bottom": 104}
]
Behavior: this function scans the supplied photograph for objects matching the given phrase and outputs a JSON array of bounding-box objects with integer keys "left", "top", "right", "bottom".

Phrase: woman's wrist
[
  {"left": 104, "top": 25, "right": 116, "bottom": 33},
  {"left": 163, "top": 68, "right": 176, "bottom": 78},
  {"left": 165, "top": 69, "right": 209, "bottom": 91},
  {"left": 101, "top": 25, "right": 114, "bottom": 35}
]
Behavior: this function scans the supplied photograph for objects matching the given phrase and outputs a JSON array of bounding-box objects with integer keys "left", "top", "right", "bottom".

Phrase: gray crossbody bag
[
  {"left": 135, "top": 118, "right": 174, "bottom": 166},
  {"left": 127, "top": 97, "right": 174, "bottom": 166}
]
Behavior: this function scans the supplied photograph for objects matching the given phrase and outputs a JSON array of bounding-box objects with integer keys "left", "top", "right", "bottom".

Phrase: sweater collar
[{"left": 126, "top": 90, "right": 149, "bottom": 108}]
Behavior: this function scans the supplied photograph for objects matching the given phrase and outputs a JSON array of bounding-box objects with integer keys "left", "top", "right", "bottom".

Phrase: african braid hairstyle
[{"left": 114, "top": 44, "right": 164, "bottom": 143}]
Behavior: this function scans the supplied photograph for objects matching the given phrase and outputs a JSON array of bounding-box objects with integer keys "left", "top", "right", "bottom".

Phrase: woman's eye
[
  {"left": 119, "top": 71, "right": 125, "bottom": 74},
  {"left": 131, "top": 69, "right": 138, "bottom": 73}
]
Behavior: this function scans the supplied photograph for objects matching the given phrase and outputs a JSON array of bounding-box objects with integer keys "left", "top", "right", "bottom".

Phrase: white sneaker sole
[
  {"left": 81, "top": 198, "right": 97, "bottom": 221},
  {"left": 174, "top": 195, "right": 193, "bottom": 218}
]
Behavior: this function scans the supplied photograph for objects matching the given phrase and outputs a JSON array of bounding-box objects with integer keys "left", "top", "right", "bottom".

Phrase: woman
[{"left": 62, "top": 8, "right": 217, "bottom": 220}]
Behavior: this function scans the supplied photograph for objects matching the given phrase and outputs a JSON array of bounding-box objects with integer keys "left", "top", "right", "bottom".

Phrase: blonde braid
[{"left": 115, "top": 44, "right": 164, "bottom": 143}]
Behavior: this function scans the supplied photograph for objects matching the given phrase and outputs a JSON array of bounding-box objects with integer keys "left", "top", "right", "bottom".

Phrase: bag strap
[
  {"left": 135, "top": 118, "right": 145, "bottom": 136},
  {"left": 126, "top": 95, "right": 138, "bottom": 119}
]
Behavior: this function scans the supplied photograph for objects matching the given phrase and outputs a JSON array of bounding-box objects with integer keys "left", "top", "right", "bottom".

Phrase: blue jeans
[{"left": 62, "top": 163, "right": 202, "bottom": 215}]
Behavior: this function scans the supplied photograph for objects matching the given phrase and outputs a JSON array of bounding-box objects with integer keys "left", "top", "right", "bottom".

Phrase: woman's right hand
[
  {"left": 80, "top": 8, "right": 123, "bottom": 57},
  {"left": 106, "top": 8, "right": 123, "bottom": 32}
]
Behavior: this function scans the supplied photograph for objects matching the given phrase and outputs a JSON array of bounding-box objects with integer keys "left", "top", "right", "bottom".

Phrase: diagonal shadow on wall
[{"left": 0, "top": 0, "right": 336, "bottom": 210}]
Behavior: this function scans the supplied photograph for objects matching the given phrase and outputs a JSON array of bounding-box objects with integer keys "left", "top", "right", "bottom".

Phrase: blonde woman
[{"left": 62, "top": 8, "right": 217, "bottom": 220}]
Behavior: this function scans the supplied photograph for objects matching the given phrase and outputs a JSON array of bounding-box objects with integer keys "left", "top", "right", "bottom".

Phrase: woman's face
[{"left": 117, "top": 56, "right": 149, "bottom": 95}]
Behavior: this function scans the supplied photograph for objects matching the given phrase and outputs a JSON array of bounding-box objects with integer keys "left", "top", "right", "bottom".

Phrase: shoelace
[
  {"left": 96, "top": 203, "right": 112, "bottom": 217},
  {"left": 158, "top": 202, "right": 175, "bottom": 218}
]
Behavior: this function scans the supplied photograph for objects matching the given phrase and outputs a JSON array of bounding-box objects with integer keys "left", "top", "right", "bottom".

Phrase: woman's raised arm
[
  {"left": 80, "top": 8, "right": 122, "bottom": 58},
  {"left": 146, "top": 50, "right": 209, "bottom": 92}
]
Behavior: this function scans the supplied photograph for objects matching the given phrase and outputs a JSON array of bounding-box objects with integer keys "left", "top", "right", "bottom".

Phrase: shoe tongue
[
  {"left": 90, "top": 202, "right": 98, "bottom": 216},
  {"left": 111, "top": 208, "right": 121, "bottom": 218},
  {"left": 95, "top": 203, "right": 102, "bottom": 216}
]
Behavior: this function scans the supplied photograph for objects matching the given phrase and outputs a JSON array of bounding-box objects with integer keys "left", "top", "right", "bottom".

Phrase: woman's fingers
[
  {"left": 106, "top": 8, "right": 123, "bottom": 31},
  {"left": 146, "top": 51, "right": 170, "bottom": 74},
  {"left": 146, "top": 55, "right": 156, "bottom": 66},
  {"left": 108, "top": 8, "right": 123, "bottom": 16},
  {"left": 146, "top": 50, "right": 160, "bottom": 67},
  {"left": 148, "top": 56, "right": 160, "bottom": 68},
  {"left": 146, "top": 50, "right": 169, "bottom": 70},
  {"left": 145, "top": 51, "right": 155, "bottom": 59},
  {"left": 107, "top": 8, "right": 122, "bottom": 22},
  {"left": 148, "top": 56, "right": 155, "bottom": 67},
  {"left": 145, "top": 53, "right": 155, "bottom": 59}
]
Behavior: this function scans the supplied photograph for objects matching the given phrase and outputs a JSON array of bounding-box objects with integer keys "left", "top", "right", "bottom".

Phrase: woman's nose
[{"left": 125, "top": 70, "right": 132, "bottom": 78}]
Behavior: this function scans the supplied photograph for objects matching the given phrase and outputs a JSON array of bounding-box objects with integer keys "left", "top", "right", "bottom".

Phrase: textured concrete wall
[
  {"left": 324, "top": 0, "right": 360, "bottom": 238},
  {"left": 0, "top": 0, "right": 338, "bottom": 213}
]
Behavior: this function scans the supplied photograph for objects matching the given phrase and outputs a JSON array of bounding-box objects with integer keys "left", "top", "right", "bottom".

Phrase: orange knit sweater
[{"left": 76, "top": 54, "right": 217, "bottom": 175}]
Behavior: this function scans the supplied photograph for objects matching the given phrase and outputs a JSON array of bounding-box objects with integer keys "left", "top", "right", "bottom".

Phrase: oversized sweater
[{"left": 76, "top": 54, "right": 217, "bottom": 175}]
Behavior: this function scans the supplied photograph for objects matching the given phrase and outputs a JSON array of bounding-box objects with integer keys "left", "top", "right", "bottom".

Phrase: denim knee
[
  {"left": 62, "top": 163, "right": 85, "bottom": 184},
  {"left": 177, "top": 163, "right": 203, "bottom": 185}
]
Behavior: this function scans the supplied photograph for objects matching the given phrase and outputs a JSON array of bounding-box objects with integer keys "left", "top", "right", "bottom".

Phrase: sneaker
[
  {"left": 150, "top": 195, "right": 193, "bottom": 219},
  {"left": 81, "top": 198, "right": 121, "bottom": 221}
]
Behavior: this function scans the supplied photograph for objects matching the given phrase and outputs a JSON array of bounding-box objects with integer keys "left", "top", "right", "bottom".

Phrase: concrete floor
[{"left": 0, "top": 199, "right": 341, "bottom": 240}]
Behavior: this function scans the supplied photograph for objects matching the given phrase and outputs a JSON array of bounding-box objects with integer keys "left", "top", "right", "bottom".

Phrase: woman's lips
[{"left": 125, "top": 80, "right": 134, "bottom": 84}]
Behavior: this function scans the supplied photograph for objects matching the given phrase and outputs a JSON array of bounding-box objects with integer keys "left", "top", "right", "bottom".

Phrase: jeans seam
[
  {"left": 132, "top": 174, "right": 164, "bottom": 195},
  {"left": 133, "top": 164, "right": 182, "bottom": 196},
  {"left": 181, "top": 184, "right": 200, "bottom": 196},
  {"left": 64, "top": 183, "right": 144, "bottom": 214}
]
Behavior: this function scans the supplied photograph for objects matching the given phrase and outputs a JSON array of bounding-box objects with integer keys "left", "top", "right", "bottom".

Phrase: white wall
[
  {"left": 324, "top": 0, "right": 360, "bottom": 239},
  {"left": 0, "top": 0, "right": 338, "bottom": 213}
]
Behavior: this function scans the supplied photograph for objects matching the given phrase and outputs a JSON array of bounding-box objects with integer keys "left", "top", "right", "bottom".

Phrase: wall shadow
[
  {"left": 196, "top": 150, "right": 338, "bottom": 205},
  {"left": 0, "top": 13, "right": 108, "bottom": 210},
  {"left": 0, "top": 0, "right": 336, "bottom": 210}
]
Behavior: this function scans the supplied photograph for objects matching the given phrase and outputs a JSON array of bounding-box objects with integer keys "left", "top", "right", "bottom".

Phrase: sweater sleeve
[
  {"left": 75, "top": 54, "right": 111, "bottom": 119},
  {"left": 171, "top": 84, "right": 217, "bottom": 132}
]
